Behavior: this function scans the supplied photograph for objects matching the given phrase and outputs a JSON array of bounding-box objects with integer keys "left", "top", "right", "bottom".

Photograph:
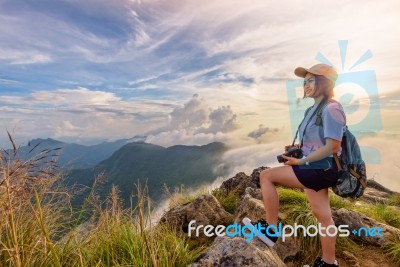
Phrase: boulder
[
  {"left": 332, "top": 208, "right": 400, "bottom": 246},
  {"left": 218, "top": 167, "right": 268, "bottom": 199},
  {"left": 159, "top": 194, "right": 233, "bottom": 236},
  {"left": 361, "top": 187, "right": 391, "bottom": 204},
  {"left": 188, "top": 236, "right": 286, "bottom": 267},
  {"left": 234, "top": 187, "right": 299, "bottom": 261},
  {"left": 219, "top": 172, "right": 255, "bottom": 198},
  {"left": 250, "top": 166, "right": 270, "bottom": 188},
  {"left": 367, "top": 180, "right": 395, "bottom": 194},
  {"left": 234, "top": 187, "right": 265, "bottom": 223}
]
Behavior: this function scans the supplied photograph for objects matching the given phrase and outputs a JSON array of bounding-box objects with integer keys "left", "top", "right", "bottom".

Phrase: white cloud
[
  {"left": 359, "top": 132, "right": 400, "bottom": 192},
  {"left": 0, "top": 88, "right": 178, "bottom": 145},
  {"left": 145, "top": 94, "right": 241, "bottom": 147},
  {"left": 169, "top": 94, "right": 209, "bottom": 130},
  {"left": 197, "top": 105, "right": 239, "bottom": 134},
  {"left": 220, "top": 142, "right": 284, "bottom": 178},
  {"left": 0, "top": 48, "right": 52, "bottom": 65}
]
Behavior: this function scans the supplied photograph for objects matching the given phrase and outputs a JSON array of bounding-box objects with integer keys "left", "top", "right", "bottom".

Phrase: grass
[
  {"left": 384, "top": 238, "right": 400, "bottom": 266},
  {"left": 0, "top": 134, "right": 204, "bottom": 267},
  {"left": 212, "top": 188, "right": 240, "bottom": 214},
  {"left": 387, "top": 193, "right": 400, "bottom": 207},
  {"left": 162, "top": 183, "right": 211, "bottom": 210}
]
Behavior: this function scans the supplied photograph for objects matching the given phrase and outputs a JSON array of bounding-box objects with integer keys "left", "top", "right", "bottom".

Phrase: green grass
[
  {"left": 384, "top": 241, "right": 400, "bottom": 266},
  {"left": 212, "top": 188, "right": 240, "bottom": 214},
  {"left": 387, "top": 193, "right": 400, "bottom": 207},
  {"left": 375, "top": 204, "right": 400, "bottom": 228},
  {"left": 329, "top": 193, "right": 352, "bottom": 209}
]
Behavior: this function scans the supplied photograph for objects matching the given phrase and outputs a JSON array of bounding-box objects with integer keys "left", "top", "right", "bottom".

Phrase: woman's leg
[
  {"left": 259, "top": 166, "right": 306, "bottom": 227},
  {"left": 304, "top": 188, "right": 337, "bottom": 264}
]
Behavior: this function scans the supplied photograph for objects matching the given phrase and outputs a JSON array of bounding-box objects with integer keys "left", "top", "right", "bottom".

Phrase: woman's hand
[
  {"left": 284, "top": 144, "right": 300, "bottom": 153},
  {"left": 282, "top": 155, "right": 299, "bottom": 166}
]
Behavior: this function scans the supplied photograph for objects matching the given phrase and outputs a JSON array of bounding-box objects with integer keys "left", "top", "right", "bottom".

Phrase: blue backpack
[{"left": 314, "top": 100, "right": 367, "bottom": 199}]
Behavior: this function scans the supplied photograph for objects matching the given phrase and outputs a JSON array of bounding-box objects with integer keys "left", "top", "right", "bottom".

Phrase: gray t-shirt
[{"left": 298, "top": 100, "right": 346, "bottom": 157}]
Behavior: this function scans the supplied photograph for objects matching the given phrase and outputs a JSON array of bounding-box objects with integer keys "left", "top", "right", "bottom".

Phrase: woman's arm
[{"left": 282, "top": 138, "right": 341, "bottom": 166}]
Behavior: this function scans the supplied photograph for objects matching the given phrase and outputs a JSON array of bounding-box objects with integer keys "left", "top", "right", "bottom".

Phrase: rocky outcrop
[
  {"left": 159, "top": 194, "right": 233, "bottom": 235},
  {"left": 332, "top": 208, "right": 400, "bottom": 246},
  {"left": 361, "top": 186, "right": 392, "bottom": 204},
  {"left": 250, "top": 166, "right": 269, "bottom": 188},
  {"left": 367, "top": 180, "right": 395, "bottom": 194},
  {"left": 188, "top": 236, "right": 286, "bottom": 267},
  {"left": 234, "top": 187, "right": 265, "bottom": 223},
  {"left": 219, "top": 172, "right": 255, "bottom": 198},
  {"left": 218, "top": 167, "right": 269, "bottom": 198}
]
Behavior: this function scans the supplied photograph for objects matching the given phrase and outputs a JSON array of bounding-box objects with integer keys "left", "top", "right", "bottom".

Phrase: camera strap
[{"left": 292, "top": 98, "right": 327, "bottom": 148}]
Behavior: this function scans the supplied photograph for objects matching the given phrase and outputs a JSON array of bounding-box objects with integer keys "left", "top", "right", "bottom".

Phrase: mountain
[
  {"left": 64, "top": 142, "right": 230, "bottom": 207},
  {"left": 16, "top": 137, "right": 145, "bottom": 169}
]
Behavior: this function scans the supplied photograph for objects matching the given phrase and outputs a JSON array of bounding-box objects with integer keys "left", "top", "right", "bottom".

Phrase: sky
[{"left": 1, "top": 0, "right": 400, "bottom": 190}]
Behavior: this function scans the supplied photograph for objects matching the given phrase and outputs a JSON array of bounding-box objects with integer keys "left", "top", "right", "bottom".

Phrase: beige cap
[{"left": 294, "top": 63, "right": 338, "bottom": 82}]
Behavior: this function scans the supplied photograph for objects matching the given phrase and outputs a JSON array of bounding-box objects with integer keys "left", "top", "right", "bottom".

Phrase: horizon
[{"left": 1, "top": 0, "right": 399, "bottom": 191}]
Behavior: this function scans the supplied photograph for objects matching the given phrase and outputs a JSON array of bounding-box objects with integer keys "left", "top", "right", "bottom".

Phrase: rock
[
  {"left": 234, "top": 187, "right": 299, "bottom": 261},
  {"left": 273, "top": 236, "right": 298, "bottom": 261},
  {"left": 219, "top": 172, "right": 256, "bottom": 198},
  {"left": 188, "top": 236, "right": 286, "bottom": 267},
  {"left": 366, "top": 180, "right": 395, "bottom": 194},
  {"left": 234, "top": 187, "right": 265, "bottom": 223},
  {"left": 361, "top": 187, "right": 391, "bottom": 204},
  {"left": 159, "top": 194, "right": 233, "bottom": 236},
  {"left": 250, "top": 166, "right": 270, "bottom": 188},
  {"left": 218, "top": 167, "right": 269, "bottom": 199},
  {"left": 332, "top": 208, "right": 400, "bottom": 246}
]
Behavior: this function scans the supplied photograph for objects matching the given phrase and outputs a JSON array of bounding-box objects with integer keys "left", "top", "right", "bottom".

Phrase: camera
[{"left": 277, "top": 146, "right": 303, "bottom": 163}]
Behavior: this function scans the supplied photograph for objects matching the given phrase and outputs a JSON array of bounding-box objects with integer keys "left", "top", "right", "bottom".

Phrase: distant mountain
[
  {"left": 16, "top": 137, "right": 146, "bottom": 169},
  {"left": 64, "top": 142, "right": 230, "bottom": 207}
]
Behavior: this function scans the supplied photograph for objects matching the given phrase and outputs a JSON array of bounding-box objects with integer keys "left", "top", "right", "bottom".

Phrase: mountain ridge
[{"left": 64, "top": 141, "right": 230, "bottom": 207}]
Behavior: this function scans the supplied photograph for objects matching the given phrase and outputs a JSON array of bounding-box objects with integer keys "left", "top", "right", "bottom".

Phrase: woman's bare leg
[
  {"left": 304, "top": 188, "right": 337, "bottom": 264},
  {"left": 259, "top": 166, "right": 306, "bottom": 226}
]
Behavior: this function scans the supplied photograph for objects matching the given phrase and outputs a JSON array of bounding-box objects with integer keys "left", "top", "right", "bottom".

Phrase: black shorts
[{"left": 292, "top": 157, "right": 339, "bottom": 192}]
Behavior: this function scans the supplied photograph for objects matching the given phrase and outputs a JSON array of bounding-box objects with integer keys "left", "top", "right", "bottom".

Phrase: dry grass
[{"left": 0, "top": 133, "right": 203, "bottom": 267}]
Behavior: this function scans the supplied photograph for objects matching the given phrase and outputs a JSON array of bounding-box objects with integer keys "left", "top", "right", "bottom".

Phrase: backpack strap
[
  {"left": 333, "top": 154, "right": 342, "bottom": 171},
  {"left": 315, "top": 99, "right": 337, "bottom": 126},
  {"left": 333, "top": 146, "right": 367, "bottom": 188}
]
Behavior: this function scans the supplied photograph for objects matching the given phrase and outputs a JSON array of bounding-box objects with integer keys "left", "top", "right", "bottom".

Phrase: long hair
[{"left": 303, "top": 75, "right": 335, "bottom": 99}]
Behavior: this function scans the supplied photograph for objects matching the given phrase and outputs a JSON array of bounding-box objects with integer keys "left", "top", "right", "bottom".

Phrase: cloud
[
  {"left": 169, "top": 94, "right": 209, "bottom": 130},
  {"left": 248, "top": 125, "right": 280, "bottom": 142},
  {"left": 219, "top": 142, "right": 284, "bottom": 179},
  {"left": 358, "top": 132, "right": 400, "bottom": 192},
  {"left": 145, "top": 94, "right": 240, "bottom": 147},
  {"left": 197, "top": 105, "right": 239, "bottom": 134},
  {"left": 0, "top": 88, "right": 178, "bottom": 145}
]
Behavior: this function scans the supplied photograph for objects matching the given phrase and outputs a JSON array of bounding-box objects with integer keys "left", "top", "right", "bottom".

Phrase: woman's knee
[
  {"left": 259, "top": 169, "right": 273, "bottom": 185},
  {"left": 311, "top": 207, "right": 332, "bottom": 222}
]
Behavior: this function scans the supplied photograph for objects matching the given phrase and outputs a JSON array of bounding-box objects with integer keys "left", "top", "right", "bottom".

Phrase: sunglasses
[{"left": 303, "top": 78, "right": 315, "bottom": 87}]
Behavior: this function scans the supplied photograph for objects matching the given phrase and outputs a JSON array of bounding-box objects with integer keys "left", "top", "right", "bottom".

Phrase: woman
[{"left": 244, "top": 64, "right": 345, "bottom": 267}]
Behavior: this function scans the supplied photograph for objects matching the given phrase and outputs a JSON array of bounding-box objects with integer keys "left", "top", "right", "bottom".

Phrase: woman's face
[{"left": 303, "top": 73, "right": 318, "bottom": 98}]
